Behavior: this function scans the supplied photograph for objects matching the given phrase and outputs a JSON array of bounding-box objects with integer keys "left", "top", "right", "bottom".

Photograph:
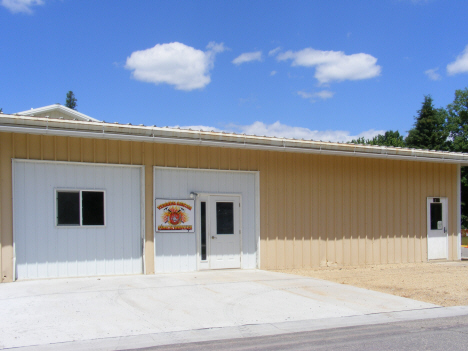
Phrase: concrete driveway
[{"left": 0, "top": 269, "right": 451, "bottom": 350}]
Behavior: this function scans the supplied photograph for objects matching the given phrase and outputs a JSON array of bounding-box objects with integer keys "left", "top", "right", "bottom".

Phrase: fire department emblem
[
  {"left": 161, "top": 205, "right": 188, "bottom": 227},
  {"left": 169, "top": 212, "right": 181, "bottom": 225}
]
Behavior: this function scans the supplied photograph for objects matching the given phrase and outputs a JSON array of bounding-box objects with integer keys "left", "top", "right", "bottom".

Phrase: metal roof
[{"left": 1, "top": 113, "right": 468, "bottom": 165}]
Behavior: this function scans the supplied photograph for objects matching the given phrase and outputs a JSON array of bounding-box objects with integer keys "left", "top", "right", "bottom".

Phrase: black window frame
[{"left": 56, "top": 189, "right": 106, "bottom": 227}]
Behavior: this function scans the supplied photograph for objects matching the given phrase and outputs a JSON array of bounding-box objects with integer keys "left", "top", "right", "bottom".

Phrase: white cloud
[
  {"left": 1, "top": 0, "right": 43, "bottom": 13},
  {"left": 231, "top": 121, "right": 385, "bottom": 142},
  {"left": 232, "top": 51, "right": 262, "bottom": 65},
  {"left": 125, "top": 41, "right": 226, "bottom": 91},
  {"left": 315, "top": 90, "right": 335, "bottom": 99},
  {"left": 297, "top": 91, "right": 313, "bottom": 99},
  {"left": 173, "top": 120, "right": 384, "bottom": 143},
  {"left": 238, "top": 95, "right": 257, "bottom": 106},
  {"left": 206, "top": 41, "right": 227, "bottom": 54},
  {"left": 447, "top": 45, "right": 468, "bottom": 76},
  {"left": 270, "top": 71, "right": 277, "bottom": 76},
  {"left": 298, "top": 90, "right": 335, "bottom": 102},
  {"left": 277, "top": 48, "right": 381, "bottom": 84},
  {"left": 268, "top": 47, "right": 281, "bottom": 56},
  {"left": 424, "top": 67, "right": 441, "bottom": 81}
]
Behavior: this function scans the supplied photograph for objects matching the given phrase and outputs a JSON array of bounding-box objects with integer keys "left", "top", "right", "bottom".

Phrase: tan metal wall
[{"left": 0, "top": 132, "right": 459, "bottom": 282}]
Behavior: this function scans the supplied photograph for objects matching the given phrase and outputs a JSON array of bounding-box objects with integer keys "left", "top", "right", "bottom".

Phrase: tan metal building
[{"left": 1, "top": 113, "right": 467, "bottom": 282}]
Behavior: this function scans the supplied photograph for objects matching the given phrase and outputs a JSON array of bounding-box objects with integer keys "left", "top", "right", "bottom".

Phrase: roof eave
[{"left": 1, "top": 114, "right": 468, "bottom": 165}]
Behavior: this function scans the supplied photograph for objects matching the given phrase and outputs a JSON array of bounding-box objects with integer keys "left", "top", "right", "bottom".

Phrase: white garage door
[{"left": 13, "top": 160, "right": 143, "bottom": 280}]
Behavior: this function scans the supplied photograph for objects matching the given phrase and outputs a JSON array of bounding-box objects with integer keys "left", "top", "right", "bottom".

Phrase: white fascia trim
[
  {"left": 457, "top": 164, "right": 462, "bottom": 260},
  {"left": 13, "top": 158, "right": 144, "bottom": 169},
  {"left": 154, "top": 166, "right": 259, "bottom": 174}
]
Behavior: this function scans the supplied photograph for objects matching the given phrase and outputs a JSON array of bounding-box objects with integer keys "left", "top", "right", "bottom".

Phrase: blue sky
[{"left": 1, "top": 0, "right": 467, "bottom": 142}]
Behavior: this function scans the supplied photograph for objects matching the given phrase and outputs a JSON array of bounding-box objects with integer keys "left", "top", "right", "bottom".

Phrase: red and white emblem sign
[{"left": 155, "top": 199, "right": 195, "bottom": 232}]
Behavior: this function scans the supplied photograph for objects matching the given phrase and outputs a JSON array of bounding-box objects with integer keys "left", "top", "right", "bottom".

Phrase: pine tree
[
  {"left": 65, "top": 91, "right": 77, "bottom": 110},
  {"left": 405, "top": 95, "right": 448, "bottom": 150}
]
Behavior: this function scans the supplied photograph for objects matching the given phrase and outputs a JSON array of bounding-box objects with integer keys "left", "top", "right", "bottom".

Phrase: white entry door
[
  {"left": 427, "top": 197, "right": 448, "bottom": 260},
  {"left": 209, "top": 196, "right": 241, "bottom": 269}
]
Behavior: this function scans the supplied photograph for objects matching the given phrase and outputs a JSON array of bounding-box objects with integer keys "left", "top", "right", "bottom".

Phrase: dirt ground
[{"left": 275, "top": 261, "right": 468, "bottom": 307}]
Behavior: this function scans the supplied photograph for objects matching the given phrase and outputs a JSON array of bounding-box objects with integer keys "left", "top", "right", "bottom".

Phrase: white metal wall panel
[
  {"left": 13, "top": 161, "right": 143, "bottom": 280},
  {"left": 154, "top": 168, "right": 257, "bottom": 273}
]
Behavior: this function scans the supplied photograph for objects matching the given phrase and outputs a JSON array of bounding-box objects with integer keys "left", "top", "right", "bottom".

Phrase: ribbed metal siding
[
  {"left": 0, "top": 132, "right": 460, "bottom": 282},
  {"left": 13, "top": 161, "right": 142, "bottom": 279},
  {"left": 259, "top": 153, "right": 458, "bottom": 269}
]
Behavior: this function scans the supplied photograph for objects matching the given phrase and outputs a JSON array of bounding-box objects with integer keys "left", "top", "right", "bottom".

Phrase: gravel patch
[{"left": 274, "top": 261, "right": 468, "bottom": 307}]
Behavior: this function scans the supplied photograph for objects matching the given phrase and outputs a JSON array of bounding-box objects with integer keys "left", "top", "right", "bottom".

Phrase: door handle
[
  {"left": 444, "top": 227, "right": 447, "bottom": 233},
  {"left": 211, "top": 236, "right": 217, "bottom": 239}
]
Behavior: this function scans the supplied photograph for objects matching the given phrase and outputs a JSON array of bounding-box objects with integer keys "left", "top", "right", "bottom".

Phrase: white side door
[
  {"left": 427, "top": 197, "right": 448, "bottom": 260},
  {"left": 209, "top": 196, "right": 241, "bottom": 269}
]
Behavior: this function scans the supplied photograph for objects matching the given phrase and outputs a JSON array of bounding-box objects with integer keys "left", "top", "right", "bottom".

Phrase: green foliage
[
  {"left": 446, "top": 88, "right": 468, "bottom": 153},
  {"left": 65, "top": 91, "right": 77, "bottom": 110},
  {"left": 446, "top": 88, "right": 468, "bottom": 228},
  {"left": 349, "top": 136, "right": 366, "bottom": 144},
  {"left": 0, "top": 108, "right": 2, "bottom": 113},
  {"left": 405, "top": 95, "right": 449, "bottom": 150},
  {"left": 349, "top": 130, "right": 405, "bottom": 147},
  {"left": 369, "top": 130, "right": 405, "bottom": 147}
]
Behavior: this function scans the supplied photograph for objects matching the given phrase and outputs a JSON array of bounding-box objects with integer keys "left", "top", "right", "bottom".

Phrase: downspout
[{"left": 457, "top": 164, "right": 462, "bottom": 260}]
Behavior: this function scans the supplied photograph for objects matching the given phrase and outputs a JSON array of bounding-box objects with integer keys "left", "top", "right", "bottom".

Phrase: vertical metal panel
[
  {"left": 342, "top": 157, "right": 351, "bottom": 266},
  {"left": 284, "top": 153, "right": 294, "bottom": 269},
  {"left": 264, "top": 151, "right": 276, "bottom": 269},
  {"left": 372, "top": 158, "right": 380, "bottom": 264},
  {"left": 13, "top": 161, "right": 143, "bottom": 279},
  {"left": 449, "top": 165, "right": 457, "bottom": 259},
  {"left": 357, "top": 158, "right": 366, "bottom": 265},
  {"left": 153, "top": 167, "right": 257, "bottom": 273},
  {"left": 414, "top": 162, "right": 421, "bottom": 262},
  {"left": 318, "top": 155, "right": 327, "bottom": 266},
  {"left": 365, "top": 158, "right": 373, "bottom": 264},
  {"left": 302, "top": 154, "right": 311, "bottom": 268},
  {"left": 277, "top": 153, "right": 287, "bottom": 268},
  {"left": 401, "top": 161, "right": 408, "bottom": 263},
  {"left": 144, "top": 143, "right": 154, "bottom": 274}
]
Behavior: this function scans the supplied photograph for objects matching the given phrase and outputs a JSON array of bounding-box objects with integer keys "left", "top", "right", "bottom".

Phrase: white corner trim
[{"left": 457, "top": 164, "right": 462, "bottom": 260}]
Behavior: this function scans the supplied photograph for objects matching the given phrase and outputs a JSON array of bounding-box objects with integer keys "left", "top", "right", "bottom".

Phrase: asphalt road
[{"left": 127, "top": 315, "right": 468, "bottom": 351}]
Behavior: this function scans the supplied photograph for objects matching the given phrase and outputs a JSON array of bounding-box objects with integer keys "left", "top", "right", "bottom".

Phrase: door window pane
[
  {"left": 216, "top": 202, "right": 234, "bottom": 234},
  {"left": 430, "top": 202, "right": 442, "bottom": 230},
  {"left": 57, "top": 191, "right": 80, "bottom": 225},
  {"left": 82, "top": 191, "right": 105, "bottom": 226},
  {"left": 201, "top": 202, "right": 207, "bottom": 260}
]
